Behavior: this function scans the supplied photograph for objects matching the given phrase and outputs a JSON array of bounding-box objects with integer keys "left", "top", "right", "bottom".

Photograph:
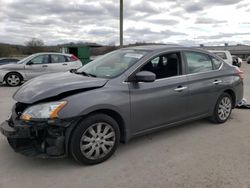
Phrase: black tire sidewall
[
  {"left": 70, "top": 113, "right": 120, "bottom": 165},
  {"left": 213, "top": 93, "right": 233, "bottom": 123},
  {"left": 5, "top": 73, "right": 22, "bottom": 87}
]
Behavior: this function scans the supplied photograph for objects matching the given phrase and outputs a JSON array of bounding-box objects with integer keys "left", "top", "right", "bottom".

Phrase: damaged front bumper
[{"left": 0, "top": 115, "right": 76, "bottom": 158}]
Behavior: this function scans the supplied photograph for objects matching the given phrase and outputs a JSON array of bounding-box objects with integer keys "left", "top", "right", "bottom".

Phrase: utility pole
[{"left": 120, "top": 0, "right": 123, "bottom": 47}]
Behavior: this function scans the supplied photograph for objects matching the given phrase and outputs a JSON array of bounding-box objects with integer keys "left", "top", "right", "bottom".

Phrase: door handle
[
  {"left": 213, "top": 80, "right": 222, "bottom": 85},
  {"left": 42, "top": 65, "right": 48, "bottom": 67},
  {"left": 62, "top": 63, "right": 67, "bottom": 66},
  {"left": 174, "top": 86, "right": 187, "bottom": 92}
]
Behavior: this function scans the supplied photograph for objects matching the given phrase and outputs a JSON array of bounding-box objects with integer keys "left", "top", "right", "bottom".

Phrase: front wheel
[
  {"left": 210, "top": 93, "right": 233, "bottom": 123},
  {"left": 70, "top": 114, "right": 120, "bottom": 165},
  {"left": 5, "top": 73, "right": 22, "bottom": 87}
]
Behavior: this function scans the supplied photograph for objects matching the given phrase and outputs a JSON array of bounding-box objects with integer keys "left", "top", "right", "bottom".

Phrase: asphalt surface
[{"left": 0, "top": 63, "right": 250, "bottom": 188}]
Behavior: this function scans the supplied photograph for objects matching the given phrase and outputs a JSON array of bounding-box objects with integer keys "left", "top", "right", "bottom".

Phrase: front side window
[
  {"left": 184, "top": 52, "right": 213, "bottom": 74},
  {"left": 140, "top": 52, "right": 180, "bottom": 79},
  {"left": 30, "top": 55, "right": 50, "bottom": 64},
  {"left": 76, "top": 49, "right": 148, "bottom": 78}
]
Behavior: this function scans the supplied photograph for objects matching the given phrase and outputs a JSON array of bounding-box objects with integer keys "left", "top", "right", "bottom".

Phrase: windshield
[
  {"left": 17, "top": 55, "right": 35, "bottom": 64},
  {"left": 76, "top": 49, "right": 148, "bottom": 78}
]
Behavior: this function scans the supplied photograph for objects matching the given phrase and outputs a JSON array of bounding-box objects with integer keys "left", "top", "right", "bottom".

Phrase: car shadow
[
  {"left": 117, "top": 118, "right": 214, "bottom": 154},
  {"left": 0, "top": 118, "right": 218, "bottom": 170}
]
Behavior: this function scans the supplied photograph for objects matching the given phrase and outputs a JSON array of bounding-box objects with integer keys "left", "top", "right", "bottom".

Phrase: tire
[
  {"left": 70, "top": 113, "right": 120, "bottom": 165},
  {"left": 210, "top": 93, "right": 233, "bottom": 124},
  {"left": 5, "top": 73, "right": 22, "bottom": 87}
]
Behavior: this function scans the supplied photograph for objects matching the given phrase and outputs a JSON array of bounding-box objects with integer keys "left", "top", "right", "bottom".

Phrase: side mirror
[{"left": 135, "top": 71, "right": 156, "bottom": 82}]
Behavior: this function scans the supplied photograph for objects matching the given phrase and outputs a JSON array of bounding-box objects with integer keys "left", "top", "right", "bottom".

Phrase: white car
[
  {"left": 209, "top": 50, "right": 233, "bottom": 65},
  {"left": 232, "top": 55, "right": 242, "bottom": 67},
  {"left": 0, "top": 53, "right": 83, "bottom": 86}
]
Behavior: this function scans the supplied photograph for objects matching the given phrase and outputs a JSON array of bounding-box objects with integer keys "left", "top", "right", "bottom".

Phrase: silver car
[{"left": 0, "top": 52, "right": 82, "bottom": 86}]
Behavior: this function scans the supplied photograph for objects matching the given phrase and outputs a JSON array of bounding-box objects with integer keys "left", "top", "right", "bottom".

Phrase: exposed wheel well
[
  {"left": 224, "top": 89, "right": 236, "bottom": 108},
  {"left": 88, "top": 109, "right": 127, "bottom": 143},
  {"left": 4, "top": 72, "right": 24, "bottom": 82}
]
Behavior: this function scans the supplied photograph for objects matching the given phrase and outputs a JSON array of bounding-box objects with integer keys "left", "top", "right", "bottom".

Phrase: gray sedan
[
  {"left": 0, "top": 52, "right": 82, "bottom": 86},
  {"left": 0, "top": 45, "right": 244, "bottom": 165}
]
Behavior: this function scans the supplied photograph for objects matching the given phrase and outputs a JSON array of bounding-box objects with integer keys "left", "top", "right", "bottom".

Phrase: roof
[
  {"left": 123, "top": 44, "right": 182, "bottom": 51},
  {"left": 32, "top": 52, "right": 71, "bottom": 56},
  {"left": 122, "top": 45, "right": 212, "bottom": 55},
  {"left": 60, "top": 43, "right": 103, "bottom": 48},
  {"left": 207, "top": 50, "right": 230, "bottom": 52}
]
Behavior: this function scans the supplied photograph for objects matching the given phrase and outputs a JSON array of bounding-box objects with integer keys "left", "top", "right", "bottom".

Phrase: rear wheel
[
  {"left": 210, "top": 93, "right": 233, "bottom": 123},
  {"left": 5, "top": 73, "right": 22, "bottom": 87},
  {"left": 70, "top": 113, "right": 120, "bottom": 165}
]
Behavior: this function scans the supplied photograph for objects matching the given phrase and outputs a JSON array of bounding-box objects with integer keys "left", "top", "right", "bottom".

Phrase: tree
[
  {"left": 25, "top": 38, "right": 45, "bottom": 54},
  {"left": 0, "top": 44, "right": 20, "bottom": 57}
]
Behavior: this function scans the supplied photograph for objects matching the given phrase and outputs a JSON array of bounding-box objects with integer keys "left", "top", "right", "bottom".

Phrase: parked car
[
  {"left": 0, "top": 58, "right": 20, "bottom": 65},
  {"left": 209, "top": 50, "right": 233, "bottom": 65},
  {"left": 232, "top": 55, "right": 242, "bottom": 67},
  {"left": 247, "top": 56, "right": 250, "bottom": 64},
  {"left": 0, "top": 52, "right": 82, "bottom": 86},
  {"left": 0, "top": 45, "right": 244, "bottom": 165},
  {"left": 238, "top": 57, "right": 243, "bottom": 64}
]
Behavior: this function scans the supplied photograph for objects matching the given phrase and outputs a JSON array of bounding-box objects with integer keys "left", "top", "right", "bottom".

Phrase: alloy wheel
[
  {"left": 80, "top": 122, "right": 116, "bottom": 160},
  {"left": 218, "top": 96, "right": 232, "bottom": 121},
  {"left": 7, "top": 74, "right": 20, "bottom": 86}
]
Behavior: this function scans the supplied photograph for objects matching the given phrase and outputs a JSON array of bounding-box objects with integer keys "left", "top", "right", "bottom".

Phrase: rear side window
[
  {"left": 211, "top": 57, "right": 223, "bottom": 70},
  {"left": 51, "top": 55, "right": 66, "bottom": 63},
  {"left": 184, "top": 52, "right": 213, "bottom": 74}
]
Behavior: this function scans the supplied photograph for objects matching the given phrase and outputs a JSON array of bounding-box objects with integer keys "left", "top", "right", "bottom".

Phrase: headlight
[{"left": 20, "top": 101, "right": 67, "bottom": 121}]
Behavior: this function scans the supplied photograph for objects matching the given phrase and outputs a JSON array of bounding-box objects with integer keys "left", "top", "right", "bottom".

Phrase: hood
[
  {"left": 14, "top": 72, "right": 108, "bottom": 103},
  {"left": 0, "top": 63, "right": 24, "bottom": 70}
]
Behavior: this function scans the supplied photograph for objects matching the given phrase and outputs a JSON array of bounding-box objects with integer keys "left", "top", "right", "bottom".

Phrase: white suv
[{"left": 209, "top": 50, "right": 233, "bottom": 65}]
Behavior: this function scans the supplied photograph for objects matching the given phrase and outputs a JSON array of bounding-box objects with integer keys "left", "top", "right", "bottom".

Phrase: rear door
[
  {"left": 24, "top": 54, "right": 50, "bottom": 79},
  {"left": 129, "top": 52, "right": 189, "bottom": 134},
  {"left": 183, "top": 51, "right": 223, "bottom": 117}
]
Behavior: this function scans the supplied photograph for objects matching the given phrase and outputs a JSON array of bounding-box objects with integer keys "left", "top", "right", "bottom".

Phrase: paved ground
[{"left": 0, "top": 63, "right": 250, "bottom": 188}]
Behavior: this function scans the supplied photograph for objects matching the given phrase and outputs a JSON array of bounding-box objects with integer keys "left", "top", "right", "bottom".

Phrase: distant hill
[
  {"left": 0, "top": 43, "right": 60, "bottom": 57},
  {"left": 0, "top": 41, "right": 172, "bottom": 57}
]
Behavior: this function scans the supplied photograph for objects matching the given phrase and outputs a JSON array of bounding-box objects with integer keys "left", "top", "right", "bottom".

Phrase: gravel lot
[{"left": 0, "top": 63, "right": 250, "bottom": 188}]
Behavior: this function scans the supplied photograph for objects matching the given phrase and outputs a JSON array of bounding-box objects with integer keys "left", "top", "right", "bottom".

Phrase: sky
[{"left": 0, "top": 0, "right": 250, "bottom": 46}]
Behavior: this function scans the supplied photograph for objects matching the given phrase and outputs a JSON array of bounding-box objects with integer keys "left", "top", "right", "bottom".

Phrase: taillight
[
  {"left": 70, "top": 55, "right": 79, "bottom": 61},
  {"left": 235, "top": 67, "right": 244, "bottom": 80}
]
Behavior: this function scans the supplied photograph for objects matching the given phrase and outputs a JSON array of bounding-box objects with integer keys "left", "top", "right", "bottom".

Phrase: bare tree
[{"left": 25, "top": 38, "right": 45, "bottom": 54}]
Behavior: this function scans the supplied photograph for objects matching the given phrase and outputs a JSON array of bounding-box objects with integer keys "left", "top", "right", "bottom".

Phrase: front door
[
  {"left": 24, "top": 54, "right": 50, "bottom": 79},
  {"left": 129, "top": 52, "right": 189, "bottom": 134}
]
